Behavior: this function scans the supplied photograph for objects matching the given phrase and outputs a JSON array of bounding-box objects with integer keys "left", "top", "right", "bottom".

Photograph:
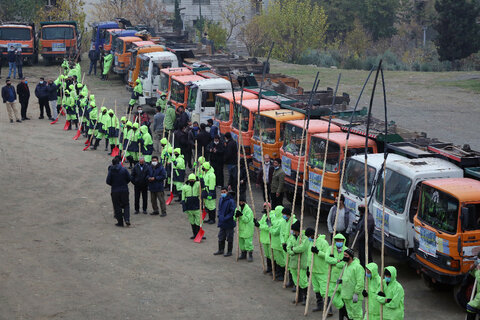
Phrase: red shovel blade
[
  {"left": 60, "top": 109, "right": 66, "bottom": 116},
  {"left": 111, "top": 146, "right": 119, "bottom": 157},
  {"left": 166, "top": 192, "right": 174, "bottom": 205},
  {"left": 73, "top": 129, "right": 81, "bottom": 140},
  {"left": 63, "top": 120, "right": 70, "bottom": 130},
  {"left": 82, "top": 141, "right": 91, "bottom": 151},
  {"left": 201, "top": 208, "right": 207, "bottom": 221},
  {"left": 50, "top": 118, "right": 59, "bottom": 125},
  {"left": 193, "top": 227, "right": 205, "bottom": 243}
]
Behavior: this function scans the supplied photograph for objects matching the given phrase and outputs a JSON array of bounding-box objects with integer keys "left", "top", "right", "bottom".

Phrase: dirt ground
[{"left": 0, "top": 60, "right": 472, "bottom": 319}]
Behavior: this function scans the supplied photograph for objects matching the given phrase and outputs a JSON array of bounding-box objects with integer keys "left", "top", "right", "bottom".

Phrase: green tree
[
  {"left": 313, "top": 0, "right": 360, "bottom": 42},
  {"left": 206, "top": 21, "right": 227, "bottom": 49},
  {"left": 173, "top": 0, "right": 183, "bottom": 32},
  {"left": 359, "top": 0, "right": 399, "bottom": 41},
  {"left": 434, "top": 0, "right": 480, "bottom": 61},
  {"left": 0, "top": 0, "right": 42, "bottom": 22},
  {"left": 262, "top": 0, "right": 328, "bottom": 63}
]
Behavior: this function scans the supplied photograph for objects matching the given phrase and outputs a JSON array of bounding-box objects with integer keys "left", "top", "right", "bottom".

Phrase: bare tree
[{"left": 219, "top": 0, "right": 247, "bottom": 41}]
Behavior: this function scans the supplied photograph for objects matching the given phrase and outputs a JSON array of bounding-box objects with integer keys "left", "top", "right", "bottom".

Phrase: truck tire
[
  {"left": 34, "top": 53, "right": 39, "bottom": 64},
  {"left": 454, "top": 273, "right": 475, "bottom": 309}
]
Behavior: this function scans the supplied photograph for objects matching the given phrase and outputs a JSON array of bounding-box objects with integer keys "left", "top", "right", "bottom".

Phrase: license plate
[{"left": 52, "top": 43, "right": 66, "bottom": 52}]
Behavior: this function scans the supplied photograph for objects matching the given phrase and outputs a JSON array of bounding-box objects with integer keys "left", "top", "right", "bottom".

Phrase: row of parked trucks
[{"left": 150, "top": 54, "right": 480, "bottom": 306}]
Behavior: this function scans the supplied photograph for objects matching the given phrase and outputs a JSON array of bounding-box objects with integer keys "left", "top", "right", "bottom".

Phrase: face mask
[
  {"left": 25, "top": 80, "right": 28, "bottom": 84},
  {"left": 308, "top": 237, "right": 314, "bottom": 242},
  {"left": 138, "top": 110, "right": 143, "bottom": 113},
  {"left": 221, "top": 193, "right": 227, "bottom": 198},
  {"left": 214, "top": 141, "right": 219, "bottom": 145},
  {"left": 274, "top": 166, "right": 279, "bottom": 170},
  {"left": 335, "top": 242, "right": 343, "bottom": 248},
  {"left": 6, "top": 83, "right": 11, "bottom": 86},
  {"left": 290, "top": 230, "right": 294, "bottom": 235},
  {"left": 39, "top": 81, "right": 44, "bottom": 84},
  {"left": 342, "top": 256, "right": 350, "bottom": 262},
  {"left": 366, "top": 273, "right": 372, "bottom": 279},
  {"left": 151, "top": 161, "right": 158, "bottom": 166},
  {"left": 265, "top": 161, "right": 269, "bottom": 165},
  {"left": 282, "top": 214, "right": 288, "bottom": 220},
  {"left": 385, "top": 276, "right": 391, "bottom": 283}
]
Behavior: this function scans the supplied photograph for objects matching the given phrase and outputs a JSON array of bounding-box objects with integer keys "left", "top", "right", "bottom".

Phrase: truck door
[
  {"left": 406, "top": 183, "right": 422, "bottom": 251},
  {"left": 200, "top": 90, "right": 225, "bottom": 123},
  {"left": 152, "top": 62, "right": 171, "bottom": 97},
  {"left": 461, "top": 204, "right": 480, "bottom": 271}
]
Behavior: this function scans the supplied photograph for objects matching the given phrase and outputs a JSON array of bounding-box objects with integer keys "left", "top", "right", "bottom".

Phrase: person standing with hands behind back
[
  {"left": 106, "top": 156, "right": 132, "bottom": 227},
  {"left": 16, "top": 77, "right": 30, "bottom": 120},
  {"left": 148, "top": 156, "right": 167, "bottom": 217},
  {"left": 15, "top": 48, "right": 23, "bottom": 79},
  {"left": 35, "top": 77, "right": 52, "bottom": 120},
  {"left": 2, "top": 79, "right": 21, "bottom": 123},
  {"left": 270, "top": 158, "right": 285, "bottom": 208}
]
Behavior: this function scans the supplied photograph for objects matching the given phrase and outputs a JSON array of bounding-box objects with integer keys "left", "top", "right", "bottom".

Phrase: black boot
[
  {"left": 207, "top": 209, "right": 216, "bottom": 224},
  {"left": 287, "top": 272, "right": 295, "bottom": 288},
  {"left": 108, "top": 144, "right": 114, "bottom": 155},
  {"left": 276, "top": 264, "right": 285, "bottom": 281},
  {"left": 74, "top": 120, "right": 78, "bottom": 129},
  {"left": 466, "top": 313, "right": 476, "bottom": 320},
  {"left": 213, "top": 241, "right": 225, "bottom": 255},
  {"left": 224, "top": 241, "right": 233, "bottom": 257},
  {"left": 190, "top": 224, "right": 196, "bottom": 239},
  {"left": 115, "top": 219, "right": 124, "bottom": 227},
  {"left": 93, "top": 138, "right": 100, "bottom": 150},
  {"left": 301, "top": 288, "right": 307, "bottom": 305},
  {"left": 67, "top": 121, "right": 72, "bottom": 130},
  {"left": 247, "top": 251, "right": 253, "bottom": 262},
  {"left": 266, "top": 258, "right": 273, "bottom": 274},
  {"left": 239, "top": 251, "right": 247, "bottom": 260},
  {"left": 312, "top": 292, "right": 324, "bottom": 312}
]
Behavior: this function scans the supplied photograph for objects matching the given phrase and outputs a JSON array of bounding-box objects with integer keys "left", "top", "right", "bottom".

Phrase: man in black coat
[
  {"left": 196, "top": 123, "right": 212, "bottom": 160},
  {"left": 35, "top": 77, "right": 52, "bottom": 120},
  {"left": 106, "top": 156, "right": 132, "bottom": 227},
  {"left": 15, "top": 49, "right": 23, "bottom": 79},
  {"left": 130, "top": 156, "right": 150, "bottom": 214},
  {"left": 224, "top": 132, "right": 237, "bottom": 171},
  {"left": 256, "top": 154, "right": 274, "bottom": 203},
  {"left": 174, "top": 106, "right": 189, "bottom": 130},
  {"left": 47, "top": 79, "right": 58, "bottom": 120},
  {"left": 207, "top": 135, "right": 225, "bottom": 187},
  {"left": 227, "top": 161, "right": 247, "bottom": 200},
  {"left": 16, "top": 78, "right": 30, "bottom": 120},
  {"left": 174, "top": 125, "right": 189, "bottom": 162},
  {"left": 355, "top": 205, "right": 375, "bottom": 267},
  {"left": 88, "top": 47, "right": 100, "bottom": 76}
]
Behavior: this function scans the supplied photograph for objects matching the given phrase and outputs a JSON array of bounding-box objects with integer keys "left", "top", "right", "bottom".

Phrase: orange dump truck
[
  {"left": 158, "top": 67, "right": 193, "bottom": 97},
  {"left": 113, "top": 36, "right": 142, "bottom": 74},
  {"left": 127, "top": 44, "right": 164, "bottom": 87},
  {"left": 214, "top": 91, "right": 258, "bottom": 136},
  {"left": 39, "top": 21, "right": 80, "bottom": 63},
  {"left": 103, "top": 28, "right": 123, "bottom": 52},
  {"left": 169, "top": 74, "right": 206, "bottom": 109},
  {"left": 0, "top": 23, "right": 37, "bottom": 65},
  {"left": 279, "top": 119, "right": 341, "bottom": 201}
]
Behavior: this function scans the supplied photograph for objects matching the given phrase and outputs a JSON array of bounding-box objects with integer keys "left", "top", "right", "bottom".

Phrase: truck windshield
[
  {"left": 215, "top": 97, "right": 230, "bottom": 122},
  {"left": 418, "top": 184, "right": 459, "bottom": 234},
  {"left": 232, "top": 104, "right": 249, "bottom": 132},
  {"left": 139, "top": 59, "right": 149, "bottom": 78},
  {"left": 187, "top": 87, "right": 198, "bottom": 110},
  {"left": 170, "top": 80, "right": 185, "bottom": 103},
  {"left": 0, "top": 27, "right": 31, "bottom": 40},
  {"left": 343, "top": 159, "right": 376, "bottom": 197},
  {"left": 159, "top": 73, "right": 169, "bottom": 92},
  {"left": 91, "top": 27, "right": 97, "bottom": 43},
  {"left": 375, "top": 169, "right": 412, "bottom": 214},
  {"left": 42, "top": 27, "right": 74, "bottom": 40},
  {"left": 104, "top": 33, "right": 111, "bottom": 45},
  {"left": 308, "top": 137, "right": 341, "bottom": 172},
  {"left": 115, "top": 39, "right": 124, "bottom": 54},
  {"left": 282, "top": 123, "right": 306, "bottom": 156},
  {"left": 253, "top": 115, "right": 276, "bottom": 144}
]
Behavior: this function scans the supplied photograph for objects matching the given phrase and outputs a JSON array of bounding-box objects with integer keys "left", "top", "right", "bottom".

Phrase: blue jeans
[
  {"left": 8, "top": 62, "right": 16, "bottom": 78},
  {"left": 88, "top": 60, "right": 97, "bottom": 75}
]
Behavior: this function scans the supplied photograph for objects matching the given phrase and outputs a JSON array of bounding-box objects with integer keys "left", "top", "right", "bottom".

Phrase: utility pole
[{"left": 423, "top": 26, "right": 427, "bottom": 47}]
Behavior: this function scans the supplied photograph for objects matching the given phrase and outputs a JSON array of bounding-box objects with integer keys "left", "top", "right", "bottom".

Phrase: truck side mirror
[
  {"left": 461, "top": 207, "right": 471, "bottom": 231},
  {"left": 201, "top": 92, "right": 208, "bottom": 112}
]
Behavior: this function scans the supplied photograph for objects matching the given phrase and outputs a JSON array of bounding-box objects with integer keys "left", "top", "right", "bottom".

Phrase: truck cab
[
  {"left": 0, "top": 23, "right": 37, "bottom": 65},
  {"left": 214, "top": 91, "right": 258, "bottom": 136},
  {"left": 186, "top": 77, "right": 232, "bottom": 124},
  {"left": 231, "top": 99, "right": 280, "bottom": 158},
  {"left": 413, "top": 178, "right": 480, "bottom": 306},
  {"left": 306, "top": 132, "right": 378, "bottom": 211},
  {"left": 102, "top": 28, "right": 123, "bottom": 52},
  {"left": 169, "top": 74, "right": 205, "bottom": 109},
  {"left": 91, "top": 21, "right": 119, "bottom": 50},
  {"left": 280, "top": 119, "right": 341, "bottom": 201},
  {"left": 127, "top": 44, "right": 164, "bottom": 87},
  {"left": 250, "top": 109, "right": 305, "bottom": 172},
  {"left": 113, "top": 36, "right": 142, "bottom": 74},
  {"left": 158, "top": 67, "right": 193, "bottom": 98},
  {"left": 109, "top": 29, "right": 138, "bottom": 53},
  {"left": 371, "top": 157, "right": 463, "bottom": 260},
  {"left": 39, "top": 21, "right": 80, "bottom": 63},
  {"left": 137, "top": 51, "right": 179, "bottom": 105}
]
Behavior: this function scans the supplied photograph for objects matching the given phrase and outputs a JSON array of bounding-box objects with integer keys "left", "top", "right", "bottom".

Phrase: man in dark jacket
[
  {"left": 356, "top": 205, "right": 375, "bottom": 267},
  {"left": 7, "top": 46, "right": 16, "bottom": 79},
  {"left": 47, "top": 79, "right": 58, "bottom": 120},
  {"left": 174, "top": 106, "right": 189, "bottom": 130},
  {"left": 130, "top": 156, "right": 150, "bottom": 214},
  {"left": 187, "top": 121, "right": 199, "bottom": 168},
  {"left": 197, "top": 123, "right": 212, "bottom": 160},
  {"left": 15, "top": 49, "right": 23, "bottom": 79},
  {"left": 16, "top": 78, "right": 30, "bottom": 120},
  {"left": 213, "top": 187, "right": 236, "bottom": 257},
  {"left": 228, "top": 161, "right": 247, "bottom": 200},
  {"left": 88, "top": 47, "right": 100, "bottom": 75},
  {"left": 174, "top": 125, "right": 189, "bottom": 162},
  {"left": 2, "top": 79, "right": 21, "bottom": 123},
  {"left": 207, "top": 118, "right": 218, "bottom": 139},
  {"left": 147, "top": 155, "right": 167, "bottom": 216},
  {"left": 35, "top": 77, "right": 52, "bottom": 120},
  {"left": 207, "top": 135, "right": 225, "bottom": 187},
  {"left": 256, "top": 154, "right": 274, "bottom": 203},
  {"left": 106, "top": 156, "right": 132, "bottom": 227},
  {"left": 224, "top": 132, "right": 237, "bottom": 168}
]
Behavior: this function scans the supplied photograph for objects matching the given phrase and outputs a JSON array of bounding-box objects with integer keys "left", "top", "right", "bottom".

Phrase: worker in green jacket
[
  {"left": 156, "top": 93, "right": 167, "bottom": 112},
  {"left": 182, "top": 173, "right": 201, "bottom": 239},
  {"left": 172, "top": 148, "right": 186, "bottom": 201},
  {"left": 363, "top": 262, "right": 382, "bottom": 320},
  {"left": 285, "top": 222, "right": 311, "bottom": 304},
  {"left": 324, "top": 233, "right": 348, "bottom": 316},
  {"left": 310, "top": 231, "right": 331, "bottom": 312},
  {"left": 92, "top": 106, "right": 108, "bottom": 150},
  {"left": 125, "top": 122, "right": 141, "bottom": 168},
  {"left": 128, "top": 78, "right": 143, "bottom": 114},
  {"left": 102, "top": 51, "right": 113, "bottom": 80},
  {"left": 163, "top": 102, "right": 176, "bottom": 139},
  {"left": 160, "top": 137, "right": 171, "bottom": 165},
  {"left": 139, "top": 125, "right": 154, "bottom": 163},
  {"left": 339, "top": 248, "right": 364, "bottom": 320},
  {"left": 254, "top": 202, "right": 273, "bottom": 274},
  {"left": 63, "top": 90, "right": 77, "bottom": 130},
  {"left": 105, "top": 109, "right": 119, "bottom": 155},
  {"left": 235, "top": 195, "right": 254, "bottom": 262},
  {"left": 201, "top": 162, "right": 217, "bottom": 224},
  {"left": 270, "top": 205, "right": 288, "bottom": 281},
  {"left": 119, "top": 116, "right": 127, "bottom": 151},
  {"left": 281, "top": 207, "right": 297, "bottom": 287},
  {"left": 377, "top": 266, "right": 404, "bottom": 320},
  {"left": 86, "top": 99, "right": 98, "bottom": 144}
]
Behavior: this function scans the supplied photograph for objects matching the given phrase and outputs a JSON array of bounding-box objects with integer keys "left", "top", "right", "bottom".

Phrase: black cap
[
  {"left": 291, "top": 221, "right": 300, "bottom": 232},
  {"left": 345, "top": 248, "right": 355, "bottom": 258},
  {"left": 305, "top": 228, "right": 315, "bottom": 238},
  {"left": 282, "top": 207, "right": 292, "bottom": 216}
]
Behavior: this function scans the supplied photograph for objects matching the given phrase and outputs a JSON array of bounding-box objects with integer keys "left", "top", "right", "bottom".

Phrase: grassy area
[{"left": 437, "top": 79, "right": 480, "bottom": 94}]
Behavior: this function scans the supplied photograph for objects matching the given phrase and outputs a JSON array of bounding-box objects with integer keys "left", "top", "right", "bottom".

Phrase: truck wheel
[
  {"left": 454, "top": 273, "right": 475, "bottom": 309},
  {"left": 421, "top": 273, "right": 435, "bottom": 289},
  {"left": 34, "top": 54, "right": 39, "bottom": 64}
]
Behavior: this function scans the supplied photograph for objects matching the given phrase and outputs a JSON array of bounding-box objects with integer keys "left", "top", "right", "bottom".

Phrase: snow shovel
[
  {"left": 166, "top": 133, "right": 175, "bottom": 205},
  {"left": 73, "top": 125, "right": 82, "bottom": 140},
  {"left": 50, "top": 117, "right": 59, "bottom": 125},
  {"left": 201, "top": 207, "right": 207, "bottom": 221},
  {"left": 63, "top": 120, "right": 70, "bottom": 130},
  {"left": 193, "top": 226, "right": 205, "bottom": 243},
  {"left": 111, "top": 145, "right": 119, "bottom": 157},
  {"left": 194, "top": 178, "right": 206, "bottom": 243},
  {"left": 60, "top": 108, "right": 66, "bottom": 116}
]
